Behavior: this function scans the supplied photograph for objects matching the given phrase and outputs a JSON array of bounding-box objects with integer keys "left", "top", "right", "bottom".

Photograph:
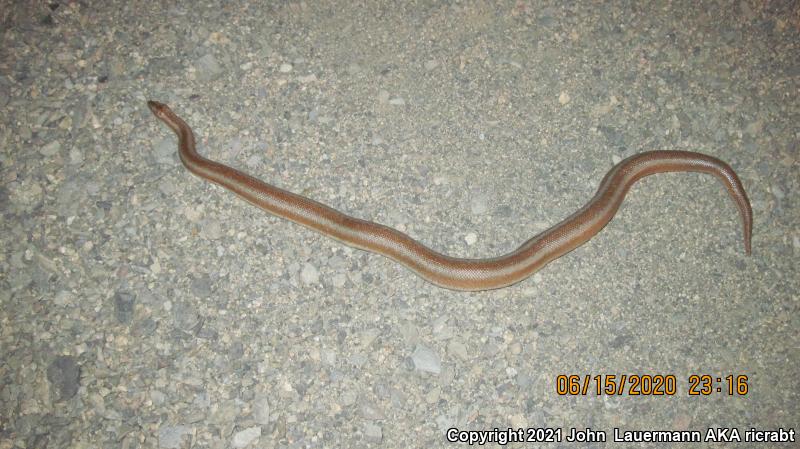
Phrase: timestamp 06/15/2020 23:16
[{"left": 554, "top": 374, "right": 749, "bottom": 396}]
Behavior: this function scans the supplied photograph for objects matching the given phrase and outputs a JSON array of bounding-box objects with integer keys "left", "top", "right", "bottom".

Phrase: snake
[{"left": 147, "top": 100, "right": 752, "bottom": 291}]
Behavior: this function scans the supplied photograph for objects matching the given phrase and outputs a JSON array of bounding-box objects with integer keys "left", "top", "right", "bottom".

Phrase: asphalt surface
[{"left": 1, "top": 1, "right": 798, "bottom": 448}]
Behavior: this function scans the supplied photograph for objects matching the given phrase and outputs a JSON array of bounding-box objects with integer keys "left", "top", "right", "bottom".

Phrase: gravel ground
[{"left": 1, "top": 1, "right": 798, "bottom": 448}]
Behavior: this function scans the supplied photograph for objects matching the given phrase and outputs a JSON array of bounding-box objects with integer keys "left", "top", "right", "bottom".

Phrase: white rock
[
  {"left": 300, "top": 263, "right": 320, "bottom": 284},
  {"left": 232, "top": 427, "right": 261, "bottom": 448},
  {"left": 464, "top": 233, "right": 478, "bottom": 246},
  {"left": 411, "top": 345, "right": 441, "bottom": 374}
]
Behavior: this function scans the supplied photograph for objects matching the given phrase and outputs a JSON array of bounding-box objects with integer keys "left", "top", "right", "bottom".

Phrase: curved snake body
[{"left": 148, "top": 101, "right": 752, "bottom": 291}]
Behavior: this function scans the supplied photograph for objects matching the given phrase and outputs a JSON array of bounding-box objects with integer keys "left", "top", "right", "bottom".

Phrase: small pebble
[
  {"left": 40, "top": 140, "right": 61, "bottom": 156},
  {"left": 46, "top": 356, "right": 80, "bottom": 401},
  {"left": 410, "top": 345, "right": 441, "bottom": 374},
  {"left": 464, "top": 233, "right": 477, "bottom": 246},
  {"left": 300, "top": 262, "right": 320, "bottom": 284},
  {"left": 364, "top": 422, "right": 383, "bottom": 442},
  {"left": 232, "top": 426, "right": 261, "bottom": 448},
  {"left": 158, "top": 425, "right": 193, "bottom": 449}
]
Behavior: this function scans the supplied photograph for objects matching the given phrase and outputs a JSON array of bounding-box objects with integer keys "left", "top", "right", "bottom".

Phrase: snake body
[{"left": 148, "top": 101, "right": 752, "bottom": 291}]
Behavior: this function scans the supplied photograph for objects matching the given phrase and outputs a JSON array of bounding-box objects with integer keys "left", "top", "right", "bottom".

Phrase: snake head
[
  {"left": 147, "top": 100, "right": 185, "bottom": 135},
  {"left": 147, "top": 100, "right": 169, "bottom": 118}
]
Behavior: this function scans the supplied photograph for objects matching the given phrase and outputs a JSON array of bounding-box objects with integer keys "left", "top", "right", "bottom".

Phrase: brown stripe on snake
[{"left": 147, "top": 101, "right": 752, "bottom": 291}]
